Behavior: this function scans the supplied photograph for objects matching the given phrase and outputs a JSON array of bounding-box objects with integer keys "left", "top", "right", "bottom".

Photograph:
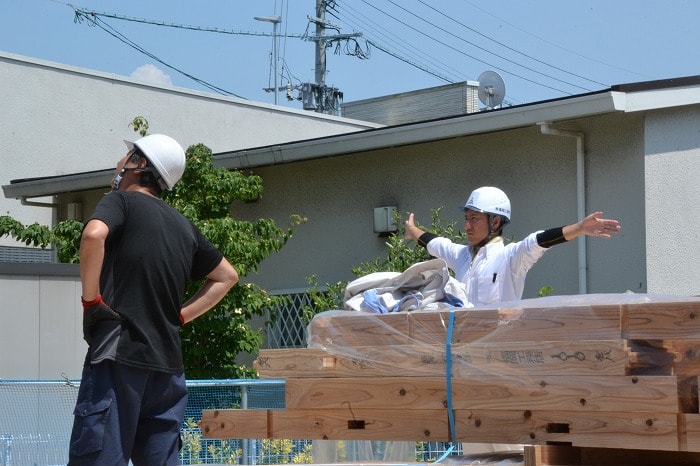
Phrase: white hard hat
[
  {"left": 463, "top": 186, "right": 511, "bottom": 221},
  {"left": 124, "top": 134, "right": 186, "bottom": 190}
]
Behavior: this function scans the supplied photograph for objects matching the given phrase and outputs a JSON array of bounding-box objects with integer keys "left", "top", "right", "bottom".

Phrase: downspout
[
  {"left": 537, "top": 122, "right": 587, "bottom": 294},
  {"left": 20, "top": 197, "right": 58, "bottom": 208}
]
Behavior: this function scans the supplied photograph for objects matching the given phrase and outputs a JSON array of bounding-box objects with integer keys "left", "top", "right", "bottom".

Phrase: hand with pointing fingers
[{"left": 564, "top": 211, "right": 621, "bottom": 240}]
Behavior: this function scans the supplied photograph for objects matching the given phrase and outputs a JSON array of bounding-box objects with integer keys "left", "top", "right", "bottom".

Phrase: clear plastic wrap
[
  {"left": 242, "top": 291, "right": 700, "bottom": 454},
  {"left": 307, "top": 292, "right": 700, "bottom": 383}
]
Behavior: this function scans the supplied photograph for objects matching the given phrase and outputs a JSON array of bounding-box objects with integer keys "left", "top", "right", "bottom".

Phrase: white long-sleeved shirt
[{"left": 426, "top": 232, "right": 547, "bottom": 306}]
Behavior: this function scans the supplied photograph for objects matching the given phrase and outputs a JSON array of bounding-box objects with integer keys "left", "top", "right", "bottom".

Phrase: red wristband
[
  {"left": 81, "top": 294, "right": 104, "bottom": 309},
  {"left": 179, "top": 313, "right": 186, "bottom": 326}
]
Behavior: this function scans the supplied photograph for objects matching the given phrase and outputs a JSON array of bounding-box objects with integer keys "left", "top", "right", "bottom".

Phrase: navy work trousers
[{"left": 68, "top": 359, "right": 188, "bottom": 466}]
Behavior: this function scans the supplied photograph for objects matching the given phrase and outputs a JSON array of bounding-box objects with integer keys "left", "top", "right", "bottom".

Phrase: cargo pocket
[{"left": 69, "top": 397, "right": 113, "bottom": 457}]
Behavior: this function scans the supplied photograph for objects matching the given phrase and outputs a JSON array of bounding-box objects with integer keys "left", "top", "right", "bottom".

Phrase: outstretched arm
[
  {"left": 537, "top": 212, "right": 620, "bottom": 248},
  {"left": 563, "top": 211, "right": 621, "bottom": 240}
]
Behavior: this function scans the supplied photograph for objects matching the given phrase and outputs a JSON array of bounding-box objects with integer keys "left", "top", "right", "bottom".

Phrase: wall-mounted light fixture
[{"left": 374, "top": 206, "right": 398, "bottom": 235}]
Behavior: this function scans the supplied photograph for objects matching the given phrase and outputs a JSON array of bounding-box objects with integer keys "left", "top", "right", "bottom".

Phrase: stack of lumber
[{"left": 201, "top": 293, "right": 700, "bottom": 455}]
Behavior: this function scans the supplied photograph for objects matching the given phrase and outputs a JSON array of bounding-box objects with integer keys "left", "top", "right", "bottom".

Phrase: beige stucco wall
[
  {"left": 233, "top": 112, "right": 649, "bottom": 300},
  {"left": 0, "top": 51, "right": 377, "bottom": 247},
  {"left": 644, "top": 106, "right": 700, "bottom": 295}
]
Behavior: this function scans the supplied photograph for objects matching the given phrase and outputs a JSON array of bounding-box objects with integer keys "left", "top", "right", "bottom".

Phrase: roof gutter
[
  {"left": 215, "top": 91, "right": 625, "bottom": 170},
  {"left": 3, "top": 170, "right": 112, "bottom": 201},
  {"left": 4, "top": 90, "right": 629, "bottom": 200},
  {"left": 21, "top": 197, "right": 58, "bottom": 208}
]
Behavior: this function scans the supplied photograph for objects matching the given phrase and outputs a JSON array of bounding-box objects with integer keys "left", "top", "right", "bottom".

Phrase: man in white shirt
[
  {"left": 404, "top": 186, "right": 621, "bottom": 457},
  {"left": 405, "top": 185, "right": 621, "bottom": 307}
]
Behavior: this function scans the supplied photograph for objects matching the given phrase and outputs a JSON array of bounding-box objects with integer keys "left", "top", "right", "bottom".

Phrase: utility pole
[
  {"left": 257, "top": 1, "right": 363, "bottom": 114},
  {"left": 314, "top": 0, "right": 326, "bottom": 88},
  {"left": 301, "top": 0, "right": 362, "bottom": 115}
]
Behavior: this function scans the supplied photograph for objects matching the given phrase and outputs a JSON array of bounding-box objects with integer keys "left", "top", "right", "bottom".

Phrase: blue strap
[
  {"left": 445, "top": 310, "right": 457, "bottom": 445},
  {"left": 433, "top": 444, "right": 455, "bottom": 463}
]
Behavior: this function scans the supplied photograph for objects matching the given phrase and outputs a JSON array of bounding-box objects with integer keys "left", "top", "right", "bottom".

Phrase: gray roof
[{"left": 5, "top": 76, "right": 700, "bottom": 201}]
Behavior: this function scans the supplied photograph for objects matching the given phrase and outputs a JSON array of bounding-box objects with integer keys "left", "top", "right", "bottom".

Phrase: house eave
[
  {"left": 3, "top": 170, "right": 113, "bottom": 200},
  {"left": 214, "top": 91, "right": 628, "bottom": 170},
  {"left": 6, "top": 75, "right": 700, "bottom": 200}
]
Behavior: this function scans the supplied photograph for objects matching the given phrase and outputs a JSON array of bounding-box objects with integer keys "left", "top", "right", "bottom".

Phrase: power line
[
  {"left": 365, "top": 39, "right": 453, "bottom": 83},
  {"left": 377, "top": 0, "right": 592, "bottom": 94},
  {"left": 461, "top": 0, "right": 653, "bottom": 81},
  {"left": 416, "top": 0, "right": 608, "bottom": 88},
  {"left": 332, "top": 0, "right": 466, "bottom": 83},
  {"left": 72, "top": 8, "right": 243, "bottom": 97},
  {"left": 355, "top": 0, "right": 572, "bottom": 95},
  {"left": 279, "top": 0, "right": 298, "bottom": 84},
  {"left": 64, "top": 2, "right": 606, "bottom": 105},
  {"left": 68, "top": 2, "right": 567, "bottom": 104},
  {"left": 72, "top": 7, "right": 305, "bottom": 39}
]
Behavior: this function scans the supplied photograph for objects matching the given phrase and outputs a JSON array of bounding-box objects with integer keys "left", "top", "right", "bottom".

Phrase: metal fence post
[
  {"left": 241, "top": 383, "right": 248, "bottom": 465},
  {"left": 2, "top": 434, "right": 12, "bottom": 466}
]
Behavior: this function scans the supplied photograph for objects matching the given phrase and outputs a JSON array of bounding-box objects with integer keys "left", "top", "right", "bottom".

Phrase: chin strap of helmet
[
  {"left": 112, "top": 167, "right": 151, "bottom": 191},
  {"left": 473, "top": 214, "right": 504, "bottom": 251}
]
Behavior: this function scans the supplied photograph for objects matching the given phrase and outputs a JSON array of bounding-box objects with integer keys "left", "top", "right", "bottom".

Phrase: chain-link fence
[
  {"left": 0, "top": 379, "right": 77, "bottom": 465},
  {"left": 0, "top": 291, "right": 462, "bottom": 465},
  {"left": 0, "top": 378, "right": 298, "bottom": 465},
  {"left": 0, "top": 378, "right": 461, "bottom": 465}
]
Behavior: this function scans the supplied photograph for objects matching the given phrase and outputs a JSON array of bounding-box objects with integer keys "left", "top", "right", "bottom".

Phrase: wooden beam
[
  {"left": 201, "top": 408, "right": 682, "bottom": 451},
  {"left": 200, "top": 408, "right": 268, "bottom": 440},
  {"left": 309, "top": 305, "right": 624, "bottom": 347},
  {"left": 622, "top": 302, "right": 700, "bottom": 339},
  {"left": 285, "top": 375, "right": 681, "bottom": 413},
  {"left": 662, "top": 340, "right": 700, "bottom": 375},
  {"left": 308, "top": 312, "right": 410, "bottom": 347},
  {"left": 682, "top": 413, "right": 700, "bottom": 451},
  {"left": 254, "top": 340, "right": 631, "bottom": 379}
]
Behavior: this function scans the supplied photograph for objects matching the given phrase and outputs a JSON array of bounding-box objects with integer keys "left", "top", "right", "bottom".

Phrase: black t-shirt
[{"left": 91, "top": 191, "right": 223, "bottom": 373}]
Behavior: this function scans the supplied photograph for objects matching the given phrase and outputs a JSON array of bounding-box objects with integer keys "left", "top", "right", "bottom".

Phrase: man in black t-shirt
[{"left": 69, "top": 134, "right": 239, "bottom": 465}]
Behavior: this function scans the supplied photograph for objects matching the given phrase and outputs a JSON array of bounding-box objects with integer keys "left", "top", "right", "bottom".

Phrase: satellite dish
[{"left": 477, "top": 70, "right": 506, "bottom": 109}]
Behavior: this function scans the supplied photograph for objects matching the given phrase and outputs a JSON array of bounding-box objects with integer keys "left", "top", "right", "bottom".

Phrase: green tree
[
  {"left": 1, "top": 141, "right": 301, "bottom": 379},
  {"left": 0, "top": 216, "right": 82, "bottom": 262},
  {"left": 168, "top": 143, "right": 303, "bottom": 378}
]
